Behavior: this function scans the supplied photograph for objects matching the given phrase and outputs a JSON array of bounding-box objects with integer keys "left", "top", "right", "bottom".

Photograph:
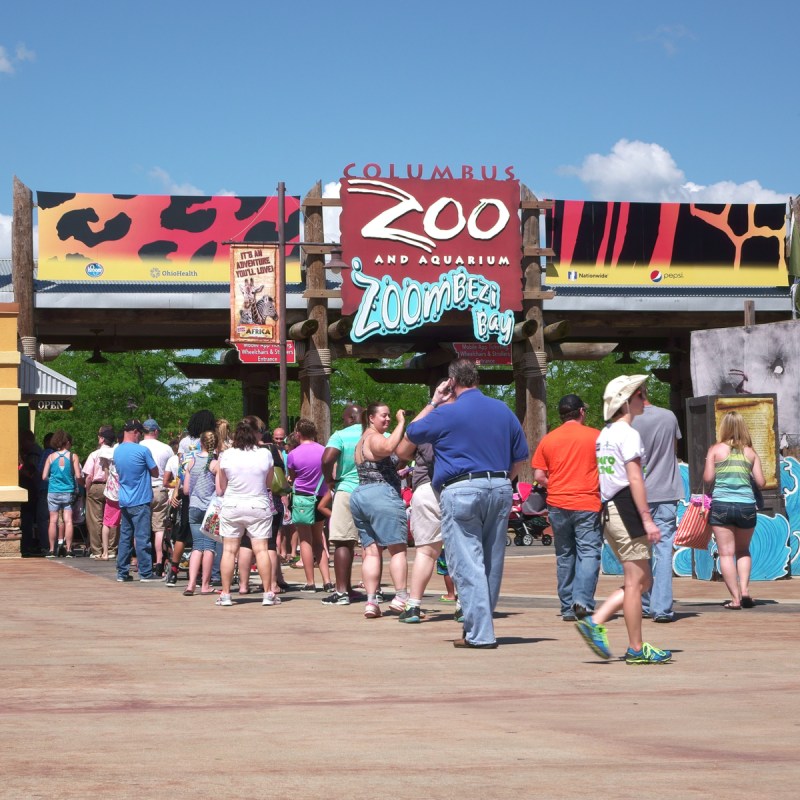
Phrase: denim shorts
[
  {"left": 709, "top": 501, "right": 757, "bottom": 530},
  {"left": 188, "top": 507, "right": 218, "bottom": 552},
  {"left": 350, "top": 483, "right": 408, "bottom": 548},
  {"left": 48, "top": 492, "right": 74, "bottom": 512}
]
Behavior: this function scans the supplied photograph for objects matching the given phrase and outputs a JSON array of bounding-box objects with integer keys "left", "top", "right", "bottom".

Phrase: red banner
[{"left": 340, "top": 177, "right": 522, "bottom": 344}]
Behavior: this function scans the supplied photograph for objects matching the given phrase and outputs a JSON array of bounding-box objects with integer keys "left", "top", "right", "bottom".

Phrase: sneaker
[
  {"left": 562, "top": 613, "right": 577, "bottom": 622},
  {"left": 138, "top": 575, "right": 160, "bottom": 582},
  {"left": 348, "top": 590, "right": 365, "bottom": 603},
  {"left": 65, "top": 549, "right": 75, "bottom": 558},
  {"left": 654, "top": 615, "right": 674, "bottom": 623},
  {"left": 321, "top": 591, "right": 350, "bottom": 606},
  {"left": 262, "top": 591, "right": 281, "bottom": 606},
  {"left": 215, "top": 593, "right": 233, "bottom": 606},
  {"left": 322, "top": 582, "right": 335, "bottom": 593},
  {"left": 364, "top": 602, "right": 382, "bottom": 619},
  {"left": 300, "top": 584, "right": 318, "bottom": 593},
  {"left": 575, "top": 618, "right": 612, "bottom": 660},
  {"left": 625, "top": 642, "right": 672, "bottom": 664},
  {"left": 390, "top": 595, "right": 409, "bottom": 613},
  {"left": 165, "top": 571, "right": 178, "bottom": 587},
  {"left": 398, "top": 605, "right": 423, "bottom": 624},
  {"left": 454, "top": 600, "right": 464, "bottom": 624},
  {"left": 116, "top": 575, "right": 134, "bottom": 583},
  {"left": 46, "top": 550, "right": 56, "bottom": 559},
  {"left": 374, "top": 589, "right": 385, "bottom": 604}
]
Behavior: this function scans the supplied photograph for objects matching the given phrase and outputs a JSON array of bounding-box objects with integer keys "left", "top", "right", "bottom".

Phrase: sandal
[
  {"left": 723, "top": 600, "right": 741, "bottom": 610},
  {"left": 183, "top": 588, "right": 195, "bottom": 596},
  {"left": 741, "top": 595, "right": 755, "bottom": 608},
  {"left": 238, "top": 587, "right": 250, "bottom": 595}
]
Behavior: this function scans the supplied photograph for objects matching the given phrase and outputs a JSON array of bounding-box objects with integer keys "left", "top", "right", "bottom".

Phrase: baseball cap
[
  {"left": 123, "top": 419, "right": 146, "bottom": 432},
  {"left": 98, "top": 425, "right": 116, "bottom": 443},
  {"left": 142, "top": 418, "right": 160, "bottom": 432},
  {"left": 558, "top": 394, "right": 587, "bottom": 417},
  {"left": 602, "top": 375, "right": 649, "bottom": 421}
]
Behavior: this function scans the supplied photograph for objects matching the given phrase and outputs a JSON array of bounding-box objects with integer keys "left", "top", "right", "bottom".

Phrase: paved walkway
[{"left": 1, "top": 549, "right": 798, "bottom": 799}]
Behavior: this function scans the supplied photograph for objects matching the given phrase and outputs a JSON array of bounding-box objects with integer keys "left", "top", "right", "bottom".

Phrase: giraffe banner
[
  {"left": 229, "top": 244, "right": 294, "bottom": 363},
  {"left": 546, "top": 200, "right": 788, "bottom": 286}
]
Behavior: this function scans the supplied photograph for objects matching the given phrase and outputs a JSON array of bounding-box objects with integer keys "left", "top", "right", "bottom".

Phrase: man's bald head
[{"left": 343, "top": 404, "right": 363, "bottom": 426}]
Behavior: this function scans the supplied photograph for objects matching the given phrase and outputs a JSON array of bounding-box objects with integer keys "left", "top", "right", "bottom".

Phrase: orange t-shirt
[{"left": 530, "top": 421, "right": 601, "bottom": 512}]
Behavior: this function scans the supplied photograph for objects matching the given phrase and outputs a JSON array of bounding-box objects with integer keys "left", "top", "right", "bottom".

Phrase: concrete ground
[{"left": 2, "top": 547, "right": 798, "bottom": 800}]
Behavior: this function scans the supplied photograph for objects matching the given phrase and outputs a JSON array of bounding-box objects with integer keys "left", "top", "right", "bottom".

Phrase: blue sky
[{"left": 1, "top": 0, "right": 797, "bottom": 255}]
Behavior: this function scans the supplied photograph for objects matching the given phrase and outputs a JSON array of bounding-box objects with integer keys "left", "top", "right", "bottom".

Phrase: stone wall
[{"left": 0, "top": 503, "right": 22, "bottom": 557}]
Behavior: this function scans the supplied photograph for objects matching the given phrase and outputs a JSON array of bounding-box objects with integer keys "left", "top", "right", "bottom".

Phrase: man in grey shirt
[{"left": 632, "top": 400, "right": 684, "bottom": 622}]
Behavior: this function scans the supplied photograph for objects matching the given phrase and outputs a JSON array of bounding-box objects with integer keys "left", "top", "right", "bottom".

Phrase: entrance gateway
[{"left": 10, "top": 171, "right": 795, "bottom": 480}]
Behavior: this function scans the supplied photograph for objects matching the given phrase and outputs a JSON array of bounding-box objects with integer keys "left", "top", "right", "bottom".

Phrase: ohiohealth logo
[
  {"left": 567, "top": 270, "right": 578, "bottom": 281},
  {"left": 650, "top": 270, "right": 663, "bottom": 283},
  {"left": 150, "top": 268, "right": 161, "bottom": 279},
  {"left": 85, "top": 262, "right": 104, "bottom": 278}
]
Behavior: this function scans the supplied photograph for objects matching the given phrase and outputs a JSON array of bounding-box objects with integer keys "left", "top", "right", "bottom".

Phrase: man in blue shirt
[
  {"left": 406, "top": 359, "right": 529, "bottom": 649},
  {"left": 114, "top": 419, "right": 159, "bottom": 582}
]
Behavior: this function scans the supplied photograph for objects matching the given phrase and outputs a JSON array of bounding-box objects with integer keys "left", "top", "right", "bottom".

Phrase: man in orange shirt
[{"left": 532, "top": 394, "right": 602, "bottom": 622}]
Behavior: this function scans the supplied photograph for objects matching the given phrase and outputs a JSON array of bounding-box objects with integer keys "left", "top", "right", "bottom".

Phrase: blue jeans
[
  {"left": 117, "top": 503, "right": 153, "bottom": 579},
  {"left": 642, "top": 502, "right": 677, "bottom": 619},
  {"left": 547, "top": 506, "right": 603, "bottom": 615},
  {"left": 440, "top": 476, "right": 513, "bottom": 646}
]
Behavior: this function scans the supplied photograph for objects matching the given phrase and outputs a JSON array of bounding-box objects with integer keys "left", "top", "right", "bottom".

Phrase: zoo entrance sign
[{"left": 340, "top": 165, "right": 522, "bottom": 346}]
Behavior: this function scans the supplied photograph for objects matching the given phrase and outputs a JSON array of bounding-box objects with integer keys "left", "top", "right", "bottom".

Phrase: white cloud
[
  {"left": 0, "top": 213, "right": 38, "bottom": 261},
  {"left": 563, "top": 139, "right": 787, "bottom": 203},
  {"left": 0, "top": 46, "right": 14, "bottom": 74},
  {"left": 322, "top": 181, "right": 341, "bottom": 242},
  {"left": 638, "top": 24, "right": 695, "bottom": 57},
  {"left": 147, "top": 167, "right": 205, "bottom": 196},
  {"left": 0, "top": 213, "right": 11, "bottom": 258},
  {"left": 15, "top": 43, "right": 36, "bottom": 63}
]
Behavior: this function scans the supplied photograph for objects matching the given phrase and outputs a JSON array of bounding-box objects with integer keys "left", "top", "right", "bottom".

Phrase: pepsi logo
[{"left": 650, "top": 270, "right": 662, "bottom": 283}]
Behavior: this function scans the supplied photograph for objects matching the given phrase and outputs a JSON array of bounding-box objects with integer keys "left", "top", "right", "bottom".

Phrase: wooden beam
[
  {"left": 365, "top": 367, "right": 513, "bottom": 386},
  {"left": 302, "top": 288, "right": 341, "bottom": 299},
  {"left": 522, "top": 290, "right": 556, "bottom": 301},
  {"left": 519, "top": 200, "right": 555, "bottom": 210},
  {"left": 522, "top": 246, "right": 556, "bottom": 257},
  {"left": 12, "top": 177, "right": 35, "bottom": 345},
  {"left": 301, "top": 197, "right": 342, "bottom": 210}
]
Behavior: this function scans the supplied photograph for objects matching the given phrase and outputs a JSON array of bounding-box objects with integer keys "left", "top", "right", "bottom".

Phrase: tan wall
[{"left": 0, "top": 304, "right": 27, "bottom": 503}]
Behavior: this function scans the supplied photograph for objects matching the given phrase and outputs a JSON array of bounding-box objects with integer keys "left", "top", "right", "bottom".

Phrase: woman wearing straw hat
[{"left": 575, "top": 375, "right": 672, "bottom": 665}]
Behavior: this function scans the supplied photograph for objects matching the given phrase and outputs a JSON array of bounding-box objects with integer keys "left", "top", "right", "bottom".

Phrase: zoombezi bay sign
[{"left": 340, "top": 165, "right": 522, "bottom": 345}]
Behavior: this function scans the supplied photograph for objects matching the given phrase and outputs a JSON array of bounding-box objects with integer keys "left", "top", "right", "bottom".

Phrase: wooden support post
[
  {"left": 514, "top": 185, "right": 547, "bottom": 482},
  {"left": 301, "top": 182, "right": 331, "bottom": 442},
  {"left": 12, "top": 177, "right": 35, "bottom": 351},
  {"left": 744, "top": 300, "right": 755, "bottom": 329}
]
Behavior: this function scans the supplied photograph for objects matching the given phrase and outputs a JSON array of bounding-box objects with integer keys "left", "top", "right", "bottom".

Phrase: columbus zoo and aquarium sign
[{"left": 340, "top": 164, "right": 522, "bottom": 345}]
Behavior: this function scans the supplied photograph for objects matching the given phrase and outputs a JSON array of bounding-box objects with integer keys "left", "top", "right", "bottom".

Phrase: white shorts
[
  {"left": 409, "top": 482, "right": 442, "bottom": 546},
  {"left": 219, "top": 498, "right": 272, "bottom": 540}
]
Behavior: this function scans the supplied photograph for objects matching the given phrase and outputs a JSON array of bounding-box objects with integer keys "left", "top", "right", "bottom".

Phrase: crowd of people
[{"left": 17, "top": 358, "right": 767, "bottom": 660}]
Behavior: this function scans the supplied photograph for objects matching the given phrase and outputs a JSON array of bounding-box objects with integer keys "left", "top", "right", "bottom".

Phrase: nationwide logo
[
  {"left": 85, "top": 262, "right": 104, "bottom": 278},
  {"left": 650, "top": 270, "right": 663, "bottom": 283},
  {"left": 567, "top": 270, "right": 578, "bottom": 281}
]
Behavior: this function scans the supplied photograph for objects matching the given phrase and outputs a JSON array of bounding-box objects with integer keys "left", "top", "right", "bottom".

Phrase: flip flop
[
  {"left": 183, "top": 588, "right": 195, "bottom": 596},
  {"left": 741, "top": 595, "right": 755, "bottom": 608},
  {"left": 723, "top": 600, "right": 741, "bottom": 610},
  {"left": 439, "top": 595, "right": 457, "bottom": 603},
  {"left": 201, "top": 589, "right": 221, "bottom": 595}
]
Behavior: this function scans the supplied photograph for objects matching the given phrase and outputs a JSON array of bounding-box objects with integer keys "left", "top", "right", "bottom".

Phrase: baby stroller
[{"left": 507, "top": 482, "right": 552, "bottom": 547}]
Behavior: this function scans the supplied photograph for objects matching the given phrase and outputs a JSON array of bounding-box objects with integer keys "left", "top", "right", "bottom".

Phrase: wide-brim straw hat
[{"left": 603, "top": 374, "right": 649, "bottom": 421}]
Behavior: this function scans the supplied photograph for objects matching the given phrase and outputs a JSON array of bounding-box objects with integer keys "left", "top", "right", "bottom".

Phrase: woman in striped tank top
[{"left": 703, "top": 412, "right": 765, "bottom": 609}]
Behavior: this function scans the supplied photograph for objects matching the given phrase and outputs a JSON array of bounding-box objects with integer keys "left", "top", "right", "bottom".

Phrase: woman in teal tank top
[
  {"left": 41, "top": 429, "right": 83, "bottom": 557},
  {"left": 703, "top": 412, "right": 765, "bottom": 609}
]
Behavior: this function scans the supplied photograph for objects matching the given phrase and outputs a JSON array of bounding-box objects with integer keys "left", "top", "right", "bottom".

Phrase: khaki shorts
[
  {"left": 328, "top": 490, "right": 358, "bottom": 543},
  {"left": 409, "top": 482, "right": 442, "bottom": 546},
  {"left": 603, "top": 503, "right": 651, "bottom": 562},
  {"left": 150, "top": 487, "right": 169, "bottom": 531}
]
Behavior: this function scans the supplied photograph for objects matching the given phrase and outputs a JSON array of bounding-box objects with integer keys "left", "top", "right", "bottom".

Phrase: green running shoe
[
  {"left": 575, "top": 618, "right": 611, "bottom": 659},
  {"left": 398, "top": 605, "right": 423, "bottom": 624},
  {"left": 625, "top": 642, "right": 672, "bottom": 664}
]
